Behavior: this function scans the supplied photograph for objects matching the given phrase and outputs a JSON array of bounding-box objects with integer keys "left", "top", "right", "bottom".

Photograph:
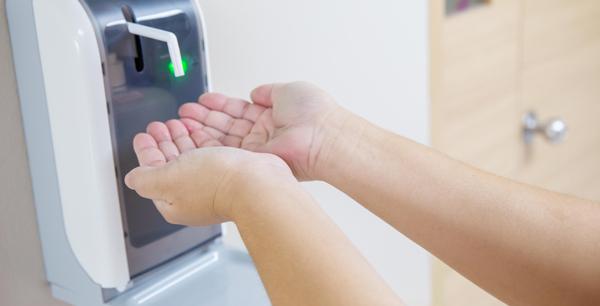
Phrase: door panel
[
  {"left": 432, "top": 0, "right": 600, "bottom": 305},
  {"left": 430, "top": 1, "right": 520, "bottom": 305},
  {"left": 431, "top": 0, "right": 521, "bottom": 177},
  {"left": 518, "top": 0, "right": 600, "bottom": 201}
]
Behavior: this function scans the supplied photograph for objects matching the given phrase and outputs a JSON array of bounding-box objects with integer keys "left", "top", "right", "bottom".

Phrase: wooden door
[
  {"left": 431, "top": 0, "right": 600, "bottom": 305},
  {"left": 430, "top": 0, "right": 521, "bottom": 178},
  {"left": 430, "top": 0, "right": 521, "bottom": 304},
  {"left": 517, "top": 0, "right": 600, "bottom": 201}
]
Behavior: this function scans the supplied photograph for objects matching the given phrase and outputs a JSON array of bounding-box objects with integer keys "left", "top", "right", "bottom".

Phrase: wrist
[
  {"left": 229, "top": 174, "right": 304, "bottom": 223},
  {"left": 312, "top": 107, "right": 368, "bottom": 182},
  {"left": 215, "top": 156, "right": 300, "bottom": 222}
]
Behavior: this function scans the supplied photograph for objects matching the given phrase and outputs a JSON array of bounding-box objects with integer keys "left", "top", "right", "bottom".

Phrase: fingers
[
  {"left": 197, "top": 93, "right": 267, "bottom": 123},
  {"left": 147, "top": 122, "right": 179, "bottom": 162},
  {"left": 198, "top": 93, "right": 248, "bottom": 118},
  {"left": 239, "top": 104, "right": 267, "bottom": 123},
  {"left": 179, "top": 94, "right": 262, "bottom": 143},
  {"left": 180, "top": 94, "right": 250, "bottom": 124},
  {"left": 241, "top": 109, "right": 273, "bottom": 152},
  {"left": 204, "top": 109, "right": 235, "bottom": 133},
  {"left": 180, "top": 119, "right": 222, "bottom": 138},
  {"left": 180, "top": 118, "right": 204, "bottom": 132},
  {"left": 165, "top": 120, "right": 196, "bottom": 153},
  {"left": 146, "top": 88, "right": 276, "bottom": 154},
  {"left": 180, "top": 118, "right": 225, "bottom": 147},
  {"left": 180, "top": 102, "right": 235, "bottom": 133},
  {"left": 133, "top": 133, "right": 166, "bottom": 167},
  {"left": 181, "top": 96, "right": 265, "bottom": 125},
  {"left": 201, "top": 126, "right": 225, "bottom": 139},
  {"left": 228, "top": 119, "right": 254, "bottom": 138},
  {"left": 190, "top": 129, "right": 223, "bottom": 147},
  {"left": 179, "top": 102, "right": 209, "bottom": 122}
]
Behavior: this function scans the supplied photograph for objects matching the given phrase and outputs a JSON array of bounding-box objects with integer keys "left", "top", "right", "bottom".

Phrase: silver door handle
[{"left": 523, "top": 111, "right": 567, "bottom": 145}]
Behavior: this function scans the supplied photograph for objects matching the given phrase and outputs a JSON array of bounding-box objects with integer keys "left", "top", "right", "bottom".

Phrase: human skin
[
  {"left": 128, "top": 82, "right": 600, "bottom": 306},
  {"left": 125, "top": 123, "right": 403, "bottom": 306}
]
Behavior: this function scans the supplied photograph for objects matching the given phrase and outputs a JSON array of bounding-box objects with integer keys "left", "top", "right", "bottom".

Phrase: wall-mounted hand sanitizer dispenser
[{"left": 6, "top": 0, "right": 268, "bottom": 305}]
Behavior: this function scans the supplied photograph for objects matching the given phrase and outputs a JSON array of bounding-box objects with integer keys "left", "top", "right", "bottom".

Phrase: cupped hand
[
  {"left": 124, "top": 131, "right": 295, "bottom": 227},
  {"left": 177, "top": 82, "right": 343, "bottom": 180}
]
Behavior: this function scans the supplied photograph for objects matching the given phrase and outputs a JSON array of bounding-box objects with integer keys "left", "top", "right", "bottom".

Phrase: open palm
[{"left": 145, "top": 82, "right": 339, "bottom": 179}]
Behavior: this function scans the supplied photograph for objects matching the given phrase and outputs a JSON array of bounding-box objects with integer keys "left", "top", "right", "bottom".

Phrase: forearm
[
  {"left": 316, "top": 109, "right": 600, "bottom": 305},
  {"left": 230, "top": 179, "right": 403, "bottom": 306}
]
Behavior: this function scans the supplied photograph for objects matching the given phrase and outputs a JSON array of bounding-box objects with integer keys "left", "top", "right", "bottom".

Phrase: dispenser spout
[{"left": 126, "top": 22, "right": 185, "bottom": 77}]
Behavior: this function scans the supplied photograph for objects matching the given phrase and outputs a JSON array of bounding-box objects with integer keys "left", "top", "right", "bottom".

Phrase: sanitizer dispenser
[{"left": 7, "top": 0, "right": 269, "bottom": 305}]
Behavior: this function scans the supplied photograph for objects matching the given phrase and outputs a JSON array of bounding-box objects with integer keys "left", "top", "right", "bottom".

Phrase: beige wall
[{"left": 0, "top": 2, "right": 67, "bottom": 305}]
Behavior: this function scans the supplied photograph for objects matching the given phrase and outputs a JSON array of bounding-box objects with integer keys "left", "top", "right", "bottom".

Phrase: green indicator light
[{"left": 168, "top": 58, "right": 189, "bottom": 77}]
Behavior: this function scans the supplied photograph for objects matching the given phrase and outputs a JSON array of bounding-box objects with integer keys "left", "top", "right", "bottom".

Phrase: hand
[
  {"left": 124, "top": 132, "right": 295, "bottom": 226},
  {"left": 176, "top": 82, "right": 344, "bottom": 180}
]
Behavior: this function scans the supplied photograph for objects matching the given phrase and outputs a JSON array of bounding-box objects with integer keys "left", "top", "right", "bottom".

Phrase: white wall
[{"left": 198, "top": 1, "right": 431, "bottom": 305}]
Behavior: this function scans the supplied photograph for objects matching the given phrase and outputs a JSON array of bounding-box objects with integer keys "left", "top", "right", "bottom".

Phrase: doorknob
[
  {"left": 126, "top": 22, "right": 185, "bottom": 77},
  {"left": 522, "top": 111, "right": 567, "bottom": 145}
]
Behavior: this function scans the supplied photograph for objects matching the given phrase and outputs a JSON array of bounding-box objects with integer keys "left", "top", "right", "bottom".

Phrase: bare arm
[
  {"left": 178, "top": 82, "right": 600, "bottom": 305},
  {"left": 230, "top": 170, "right": 403, "bottom": 306},
  {"left": 315, "top": 108, "right": 600, "bottom": 305},
  {"left": 143, "top": 81, "right": 600, "bottom": 305},
  {"left": 125, "top": 135, "right": 403, "bottom": 306}
]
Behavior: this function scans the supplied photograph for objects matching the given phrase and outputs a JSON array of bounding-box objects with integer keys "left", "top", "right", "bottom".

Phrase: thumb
[
  {"left": 125, "top": 166, "right": 170, "bottom": 201},
  {"left": 250, "top": 83, "right": 284, "bottom": 108}
]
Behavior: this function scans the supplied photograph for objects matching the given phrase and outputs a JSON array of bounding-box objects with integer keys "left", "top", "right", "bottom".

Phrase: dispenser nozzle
[{"left": 126, "top": 22, "right": 185, "bottom": 77}]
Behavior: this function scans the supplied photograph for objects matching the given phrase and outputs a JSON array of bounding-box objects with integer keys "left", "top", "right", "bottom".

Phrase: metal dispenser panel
[{"left": 81, "top": 0, "right": 221, "bottom": 277}]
